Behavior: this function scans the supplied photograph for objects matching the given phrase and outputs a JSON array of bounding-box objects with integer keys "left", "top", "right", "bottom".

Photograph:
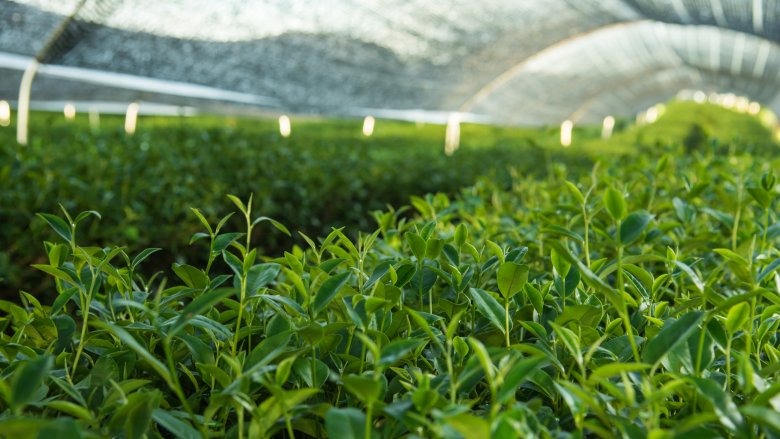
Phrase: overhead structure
[{"left": 2, "top": 0, "right": 780, "bottom": 125}]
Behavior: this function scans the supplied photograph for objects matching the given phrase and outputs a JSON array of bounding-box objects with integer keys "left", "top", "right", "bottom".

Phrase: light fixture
[
  {"left": 64, "top": 103, "right": 76, "bottom": 120},
  {"left": 560, "top": 120, "right": 573, "bottom": 147},
  {"left": 0, "top": 100, "right": 10, "bottom": 127},
  {"left": 444, "top": 113, "right": 461, "bottom": 155},
  {"left": 601, "top": 115, "right": 615, "bottom": 139},
  {"left": 279, "top": 115, "right": 291, "bottom": 138},
  {"left": 125, "top": 102, "right": 140, "bottom": 134},
  {"left": 362, "top": 116, "right": 375, "bottom": 136}
]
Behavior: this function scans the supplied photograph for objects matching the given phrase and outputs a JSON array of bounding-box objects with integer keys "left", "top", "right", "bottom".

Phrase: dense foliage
[
  {"left": 1, "top": 112, "right": 779, "bottom": 437},
  {"left": 0, "top": 113, "right": 612, "bottom": 298}
]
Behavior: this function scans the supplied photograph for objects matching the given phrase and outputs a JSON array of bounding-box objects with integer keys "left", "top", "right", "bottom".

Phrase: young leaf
[
  {"left": 619, "top": 211, "right": 653, "bottom": 244},
  {"left": 603, "top": 187, "right": 626, "bottom": 221},
  {"left": 11, "top": 355, "right": 53, "bottom": 412},
  {"left": 496, "top": 355, "right": 546, "bottom": 403},
  {"left": 325, "top": 408, "right": 368, "bottom": 439},
  {"left": 642, "top": 311, "right": 704, "bottom": 365},
  {"left": 37, "top": 213, "right": 72, "bottom": 242},
  {"left": 312, "top": 272, "right": 351, "bottom": 316},
  {"left": 725, "top": 302, "right": 750, "bottom": 334},
  {"left": 497, "top": 262, "right": 529, "bottom": 300},
  {"left": 469, "top": 288, "right": 509, "bottom": 334}
]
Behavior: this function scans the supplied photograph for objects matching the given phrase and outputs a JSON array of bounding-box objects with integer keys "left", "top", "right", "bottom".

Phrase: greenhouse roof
[{"left": 2, "top": 0, "right": 780, "bottom": 125}]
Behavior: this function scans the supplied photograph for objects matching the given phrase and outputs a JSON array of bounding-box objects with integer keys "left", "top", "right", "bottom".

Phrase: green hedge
[
  {"left": 0, "top": 134, "right": 779, "bottom": 437},
  {"left": 0, "top": 113, "right": 609, "bottom": 298}
]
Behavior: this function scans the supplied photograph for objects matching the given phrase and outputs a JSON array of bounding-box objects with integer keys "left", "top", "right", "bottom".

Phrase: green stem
[
  {"left": 365, "top": 403, "right": 373, "bottom": 439},
  {"left": 762, "top": 208, "right": 770, "bottom": 253},
  {"left": 505, "top": 299, "right": 511, "bottom": 348},
  {"left": 731, "top": 182, "right": 743, "bottom": 251},
  {"left": 582, "top": 207, "right": 591, "bottom": 269},
  {"left": 232, "top": 278, "right": 247, "bottom": 357},
  {"left": 725, "top": 337, "right": 732, "bottom": 391},
  {"left": 617, "top": 221, "right": 640, "bottom": 363}
]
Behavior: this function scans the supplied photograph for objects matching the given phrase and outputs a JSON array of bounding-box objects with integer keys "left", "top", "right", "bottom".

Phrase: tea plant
[{"left": 1, "top": 131, "right": 779, "bottom": 438}]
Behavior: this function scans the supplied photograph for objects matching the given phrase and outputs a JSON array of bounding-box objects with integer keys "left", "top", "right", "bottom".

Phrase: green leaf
[
  {"left": 131, "top": 248, "right": 161, "bottom": 270},
  {"left": 444, "top": 413, "right": 491, "bottom": 439},
  {"left": 604, "top": 187, "right": 626, "bottom": 221},
  {"left": 226, "top": 194, "right": 248, "bottom": 214},
  {"left": 152, "top": 409, "right": 200, "bottom": 439},
  {"left": 689, "top": 377, "right": 748, "bottom": 436},
  {"left": 32, "top": 264, "right": 77, "bottom": 286},
  {"left": 342, "top": 375, "right": 382, "bottom": 403},
  {"left": 541, "top": 225, "right": 583, "bottom": 243},
  {"left": 169, "top": 288, "right": 234, "bottom": 337},
  {"left": 550, "top": 322, "right": 582, "bottom": 366},
  {"left": 589, "top": 363, "right": 650, "bottom": 381},
  {"left": 454, "top": 223, "right": 469, "bottom": 248},
  {"left": 524, "top": 283, "right": 544, "bottom": 314},
  {"left": 496, "top": 355, "right": 546, "bottom": 403},
  {"left": 469, "top": 288, "right": 508, "bottom": 334},
  {"left": 497, "top": 262, "right": 529, "bottom": 300},
  {"left": 245, "top": 332, "right": 291, "bottom": 371},
  {"left": 44, "top": 400, "right": 94, "bottom": 423},
  {"left": 642, "top": 311, "right": 704, "bottom": 365},
  {"left": 246, "top": 263, "right": 281, "bottom": 295},
  {"left": 100, "top": 323, "right": 171, "bottom": 384},
  {"left": 742, "top": 405, "right": 780, "bottom": 433},
  {"left": 725, "top": 302, "right": 750, "bottom": 334},
  {"left": 620, "top": 211, "right": 653, "bottom": 244},
  {"left": 565, "top": 181, "right": 585, "bottom": 205},
  {"left": 757, "top": 258, "right": 780, "bottom": 283},
  {"left": 52, "top": 314, "right": 76, "bottom": 353},
  {"left": 312, "top": 272, "right": 351, "bottom": 316},
  {"left": 36, "top": 213, "right": 72, "bottom": 242},
  {"left": 364, "top": 261, "right": 391, "bottom": 291},
  {"left": 378, "top": 339, "right": 422, "bottom": 367},
  {"left": 325, "top": 408, "right": 369, "bottom": 439},
  {"left": 406, "top": 233, "right": 427, "bottom": 261},
  {"left": 171, "top": 263, "right": 209, "bottom": 289},
  {"left": 178, "top": 334, "right": 215, "bottom": 365},
  {"left": 109, "top": 390, "right": 159, "bottom": 439},
  {"left": 673, "top": 260, "right": 704, "bottom": 294},
  {"left": 468, "top": 337, "right": 495, "bottom": 392},
  {"left": 747, "top": 186, "right": 772, "bottom": 209},
  {"left": 11, "top": 355, "right": 53, "bottom": 412},
  {"left": 252, "top": 216, "right": 291, "bottom": 237}
]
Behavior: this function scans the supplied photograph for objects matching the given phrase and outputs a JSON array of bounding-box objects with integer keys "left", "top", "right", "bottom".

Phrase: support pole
[{"left": 16, "top": 60, "right": 39, "bottom": 145}]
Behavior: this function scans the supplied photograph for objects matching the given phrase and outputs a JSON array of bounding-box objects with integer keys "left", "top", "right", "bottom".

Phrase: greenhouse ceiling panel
[{"left": 1, "top": 0, "right": 779, "bottom": 124}]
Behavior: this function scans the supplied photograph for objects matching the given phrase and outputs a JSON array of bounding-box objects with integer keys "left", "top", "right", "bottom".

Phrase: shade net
[{"left": 1, "top": 0, "right": 779, "bottom": 124}]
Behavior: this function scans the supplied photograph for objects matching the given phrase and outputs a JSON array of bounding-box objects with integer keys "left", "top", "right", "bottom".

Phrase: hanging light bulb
[
  {"left": 560, "top": 120, "right": 573, "bottom": 147},
  {"left": 444, "top": 113, "right": 461, "bottom": 155},
  {"left": 64, "top": 103, "right": 76, "bottom": 120},
  {"left": 0, "top": 100, "right": 10, "bottom": 127},
  {"left": 279, "top": 115, "right": 291, "bottom": 138},
  {"left": 362, "top": 116, "right": 375, "bottom": 136},
  {"left": 601, "top": 115, "right": 615, "bottom": 139},
  {"left": 125, "top": 102, "right": 140, "bottom": 134}
]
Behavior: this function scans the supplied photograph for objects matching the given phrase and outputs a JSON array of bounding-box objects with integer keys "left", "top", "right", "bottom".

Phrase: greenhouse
[{"left": 1, "top": 0, "right": 780, "bottom": 438}]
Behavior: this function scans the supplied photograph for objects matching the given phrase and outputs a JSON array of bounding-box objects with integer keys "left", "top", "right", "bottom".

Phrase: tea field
[{"left": 1, "top": 103, "right": 780, "bottom": 438}]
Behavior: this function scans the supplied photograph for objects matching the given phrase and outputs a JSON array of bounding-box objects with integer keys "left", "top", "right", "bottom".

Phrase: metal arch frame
[
  {"left": 458, "top": 0, "right": 780, "bottom": 118},
  {"left": 566, "top": 66, "right": 702, "bottom": 122},
  {"left": 583, "top": 69, "right": 778, "bottom": 121},
  {"left": 568, "top": 26, "right": 780, "bottom": 122},
  {"left": 460, "top": 22, "right": 780, "bottom": 122}
]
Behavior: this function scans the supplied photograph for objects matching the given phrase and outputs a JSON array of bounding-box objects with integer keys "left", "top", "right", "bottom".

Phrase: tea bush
[
  {"left": 1, "top": 134, "right": 779, "bottom": 437},
  {"left": 0, "top": 113, "right": 612, "bottom": 298}
]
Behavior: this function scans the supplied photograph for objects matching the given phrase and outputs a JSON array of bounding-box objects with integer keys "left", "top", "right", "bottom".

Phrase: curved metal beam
[
  {"left": 457, "top": 19, "right": 645, "bottom": 113},
  {"left": 459, "top": 11, "right": 780, "bottom": 117},
  {"left": 459, "top": 20, "right": 780, "bottom": 122}
]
